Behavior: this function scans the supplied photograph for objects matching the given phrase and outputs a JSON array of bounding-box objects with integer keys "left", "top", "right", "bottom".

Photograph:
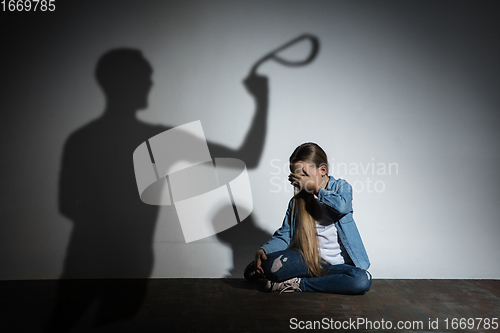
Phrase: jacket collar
[{"left": 326, "top": 175, "right": 336, "bottom": 191}]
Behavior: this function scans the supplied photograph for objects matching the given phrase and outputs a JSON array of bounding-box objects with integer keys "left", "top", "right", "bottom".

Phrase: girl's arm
[
  {"left": 317, "top": 179, "right": 353, "bottom": 217},
  {"left": 260, "top": 197, "right": 295, "bottom": 254}
]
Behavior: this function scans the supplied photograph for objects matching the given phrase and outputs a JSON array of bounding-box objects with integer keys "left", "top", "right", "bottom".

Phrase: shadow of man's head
[{"left": 96, "top": 48, "right": 153, "bottom": 113}]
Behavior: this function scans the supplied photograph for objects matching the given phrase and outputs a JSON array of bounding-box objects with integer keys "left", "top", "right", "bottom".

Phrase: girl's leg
[
  {"left": 260, "top": 249, "right": 309, "bottom": 282},
  {"left": 300, "top": 264, "right": 372, "bottom": 295}
]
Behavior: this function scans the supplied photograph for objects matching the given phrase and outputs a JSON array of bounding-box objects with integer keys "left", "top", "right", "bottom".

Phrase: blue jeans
[{"left": 261, "top": 248, "right": 372, "bottom": 294}]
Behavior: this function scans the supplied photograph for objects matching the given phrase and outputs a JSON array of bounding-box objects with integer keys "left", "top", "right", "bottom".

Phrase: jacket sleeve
[
  {"left": 260, "top": 197, "right": 295, "bottom": 254},
  {"left": 317, "top": 178, "right": 353, "bottom": 216}
]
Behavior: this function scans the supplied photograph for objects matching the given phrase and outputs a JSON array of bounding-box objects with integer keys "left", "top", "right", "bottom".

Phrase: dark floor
[{"left": 1, "top": 279, "right": 499, "bottom": 332}]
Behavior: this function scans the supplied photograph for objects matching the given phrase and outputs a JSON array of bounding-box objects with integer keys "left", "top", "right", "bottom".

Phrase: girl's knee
[
  {"left": 350, "top": 270, "right": 372, "bottom": 295},
  {"left": 261, "top": 250, "right": 306, "bottom": 282},
  {"left": 262, "top": 254, "right": 286, "bottom": 281}
]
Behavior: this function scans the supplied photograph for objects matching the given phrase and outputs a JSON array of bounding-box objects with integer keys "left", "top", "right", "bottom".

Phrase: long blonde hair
[{"left": 289, "top": 142, "right": 328, "bottom": 277}]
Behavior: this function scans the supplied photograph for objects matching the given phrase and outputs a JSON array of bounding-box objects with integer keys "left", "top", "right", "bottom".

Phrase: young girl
[{"left": 245, "top": 142, "right": 372, "bottom": 294}]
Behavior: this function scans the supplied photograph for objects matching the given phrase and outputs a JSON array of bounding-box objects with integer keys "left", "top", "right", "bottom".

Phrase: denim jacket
[{"left": 261, "top": 176, "right": 370, "bottom": 270}]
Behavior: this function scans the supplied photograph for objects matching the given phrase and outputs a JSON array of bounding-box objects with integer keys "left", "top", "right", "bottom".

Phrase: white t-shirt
[{"left": 314, "top": 195, "right": 345, "bottom": 265}]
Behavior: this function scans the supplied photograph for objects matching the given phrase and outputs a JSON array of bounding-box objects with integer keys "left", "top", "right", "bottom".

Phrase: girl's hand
[
  {"left": 255, "top": 248, "right": 267, "bottom": 276},
  {"left": 288, "top": 169, "right": 321, "bottom": 195}
]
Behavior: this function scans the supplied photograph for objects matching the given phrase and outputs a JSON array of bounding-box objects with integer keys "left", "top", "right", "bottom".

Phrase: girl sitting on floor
[{"left": 245, "top": 142, "right": 372, "bottom": 294}]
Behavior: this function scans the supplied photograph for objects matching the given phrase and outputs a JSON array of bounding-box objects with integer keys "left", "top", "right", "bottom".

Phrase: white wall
[{"left": 1, "top": 0, "right": 499, "bottom": 280}]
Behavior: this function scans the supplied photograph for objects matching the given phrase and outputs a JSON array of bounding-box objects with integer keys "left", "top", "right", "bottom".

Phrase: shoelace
[{"left": 275, "top": 279, "right": 302, "bottom": 294}]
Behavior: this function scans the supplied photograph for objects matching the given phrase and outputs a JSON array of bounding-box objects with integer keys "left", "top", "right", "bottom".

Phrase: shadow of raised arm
[{"left": 207, "top": 72, "right": 268, "bottom": 169}]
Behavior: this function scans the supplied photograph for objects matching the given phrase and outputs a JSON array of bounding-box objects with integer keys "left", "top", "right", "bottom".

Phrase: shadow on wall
[
  {"left": 209, "top": 34, "right": 321, "bottom": 279},
  {"left": 44, "top": 48, "right": 270, "bottom": 332},
  {"left": 45, "top": 33, "right": 320, "bottom": 330}
]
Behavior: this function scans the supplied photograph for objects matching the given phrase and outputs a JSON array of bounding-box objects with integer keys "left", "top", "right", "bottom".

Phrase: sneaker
[
  {"left": 263, "top": 277, "right": 302, "bottom": 294},
  {"left": 243, "top": 260, "right": 263, "bottom": 281}
]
